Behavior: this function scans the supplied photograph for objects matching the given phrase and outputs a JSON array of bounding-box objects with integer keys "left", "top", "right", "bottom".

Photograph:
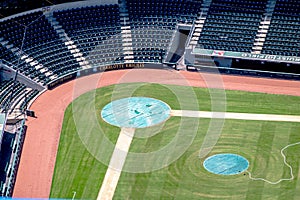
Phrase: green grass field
[{"left": 50, "top": 83, "right": 300, "bottom": 199}]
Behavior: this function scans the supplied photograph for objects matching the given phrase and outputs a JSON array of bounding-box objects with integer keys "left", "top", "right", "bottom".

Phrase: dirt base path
[{"left": 12, "top": 69, "right": 300, "bottom": 198}]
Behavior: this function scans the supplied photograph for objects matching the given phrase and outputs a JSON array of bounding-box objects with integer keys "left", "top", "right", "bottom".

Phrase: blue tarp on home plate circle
[{"left": 101, "top": 97, "right": 171, "bottom": 128}]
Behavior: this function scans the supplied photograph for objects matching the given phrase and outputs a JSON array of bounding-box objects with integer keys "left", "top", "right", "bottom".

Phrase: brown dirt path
[{"left": 12, "top": 69, "right": 300, "bottom": 198}]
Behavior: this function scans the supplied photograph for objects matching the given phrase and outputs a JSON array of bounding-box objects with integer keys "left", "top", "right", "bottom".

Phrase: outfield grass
[
  {"left": 50, "top": 83, "right": 300, "bottom": 199},
  {"left": 115, "top": 120, "right": 300, "bottom": 199}
]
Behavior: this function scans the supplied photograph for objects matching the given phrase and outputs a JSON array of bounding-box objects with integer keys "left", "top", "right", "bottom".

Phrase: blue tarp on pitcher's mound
[{"left": 101, "top": 97, "right": 171, "bottom": 128}]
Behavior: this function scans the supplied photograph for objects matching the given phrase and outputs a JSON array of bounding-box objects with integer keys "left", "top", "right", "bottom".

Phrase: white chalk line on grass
[
  {"left": 72, "top": 191, "right": 76, "bottom": 200},
  {"left": 97, "top": 127, "right": 135, "bottom": 200},
  {"left": 171, "top": 110, "right": 300, "bottom": 184},
  {"left": 170, "top": 110, "right": 300, "bottom": 122},
  {"left": 246, "top": 141, "right": 300, "bottom": 184}
]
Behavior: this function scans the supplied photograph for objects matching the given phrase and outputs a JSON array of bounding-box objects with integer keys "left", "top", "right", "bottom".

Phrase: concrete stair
[
  {"left": 44, "top": 12, "right": 91, "bottom": 69},
  {"left": 119, "top": 0, "right": 134, "bottom": 63},
  {"left": 188, "top": 0, "right": 212, "bottom": 48},
  {"left": 251, "top": 0, "right": 277, "bottom": 54}
]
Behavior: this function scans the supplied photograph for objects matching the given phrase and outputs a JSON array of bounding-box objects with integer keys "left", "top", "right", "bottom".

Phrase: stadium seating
[
  {"left": 0, "top": 81, "right": 26, "bottom": 111},
  {"left": 126, "top": 0, "right": 202, "bottom": 23},
  {"left": 53, "top": 5, "right": 124, "bottom": 66},
  {"left": 18, "top": 89, "right": 39, "bottom": 113},
  {"left": 0, "top": 11, "right": 81, "bottom": 83},
  {"left": 0, "top": 79, "right": 37, "bottom": 114},
  {"left": 261, "top": 0, "right": 300, "bottom": 57},
  {"left": 0, "top": 0, "right": 77, "bottom": 19},
  {"left": 126, "top": 0, "right": 202, "bottom": 62},
  {"left": 0, "top": 43, "right": 45, "bottom": 83},
  {"left": 0, "top": 80, "right": 13, "bottom": 93},
  {"left": 197, "top": 0, "right": 268, "bottom": 52}
]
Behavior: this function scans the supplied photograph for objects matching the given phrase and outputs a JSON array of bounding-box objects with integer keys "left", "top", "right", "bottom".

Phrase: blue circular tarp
[
  {"left": 203, "top": 153, "right": 249, "bottom": 175},
  {"left": 101, "top": 97, "right": 171, "bottom": 128}
]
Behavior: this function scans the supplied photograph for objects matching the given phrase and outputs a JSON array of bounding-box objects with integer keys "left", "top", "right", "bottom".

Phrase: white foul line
[
  {"left": 97, "top": 127, "right": 135, "bottom": 200},
  {"left": 170, "top": 110, "right": 300, "bottom": 122},
  {"left": 171, "top": 109, "right": 300, "bottom": 184}
]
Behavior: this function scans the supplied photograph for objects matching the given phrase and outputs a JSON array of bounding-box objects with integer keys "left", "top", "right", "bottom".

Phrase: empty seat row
[
  {"left": 262, "top": 0, "right": 300, "bottom": 56},
  {"left": 54, "top": 5, "right": 124, "bottom": 64},
  {"left": 198, "top": 0, "right": 267, "bottom": 53}
]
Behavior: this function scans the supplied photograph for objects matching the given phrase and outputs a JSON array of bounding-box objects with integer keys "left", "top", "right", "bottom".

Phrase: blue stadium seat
[
  {"left": 126, "top": 0, "right": 202, "bottom": 62},
  {"left": 262, "top": 0, "right": 300, "bottom": 57},
  {"left": 54, "top": 5, "right": 124, "bottom": 66},
  {"left": 197, "top": 0, "right": 268, "bottom": 53}
]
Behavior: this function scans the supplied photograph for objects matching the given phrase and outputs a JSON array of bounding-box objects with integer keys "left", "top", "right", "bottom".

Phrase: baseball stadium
[{"left": 0, "top": 0, "right": 300, "bottom": 199}]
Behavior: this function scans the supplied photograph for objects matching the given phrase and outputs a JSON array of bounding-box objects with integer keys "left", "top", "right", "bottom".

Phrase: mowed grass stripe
[
  {"left": 261, "top": 123, "right": 293, "bottom": 199},
  {"left": 294, "top": 164, "right": 300, "bottom": 200},
  {"left": 130, "top": 173, "right": 150, "bottom": 199},
  {"left": 132, "top": 83, "right": 181, "bottom": 110},
  {"left": 144, "top": 170, "right": 168, "bottom": 199},
  {"left": 245, "top": 122, "right": 276, "bottom": 200},
  {"left": 128, "top": 127, "right": 168, "bottom": 199},
  {"left": 116, "top": 118, "right": 183, "bottom": 199},
  {"left": 160, "top": 139, "right": 200, "bottom": 199},
  {"left": 50, "top": 106, "right": 90, "bottom": 197},
  {"left": 50, "top": 106, "right": 109, "bottom": 199},
  {"left": 113, "top": 172, "right": 135, "bottom": 199},
  {"left": 279, "top": 125, "right": 300, "bottom": 199},
  {"left": 129, "top": 118, "right": 179, "bottom": 153},
  {"left": 161, "top": 150, "right": 189, "bottom": 199},
  {"left": 163, "top": 119, "right": 210, "bottom": 200},
  {"left": 294, "top": 142, "right": 300, "bottom": 200},
  {"left": 221, "top": 90, "right": 300, "bottom": 115}
]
